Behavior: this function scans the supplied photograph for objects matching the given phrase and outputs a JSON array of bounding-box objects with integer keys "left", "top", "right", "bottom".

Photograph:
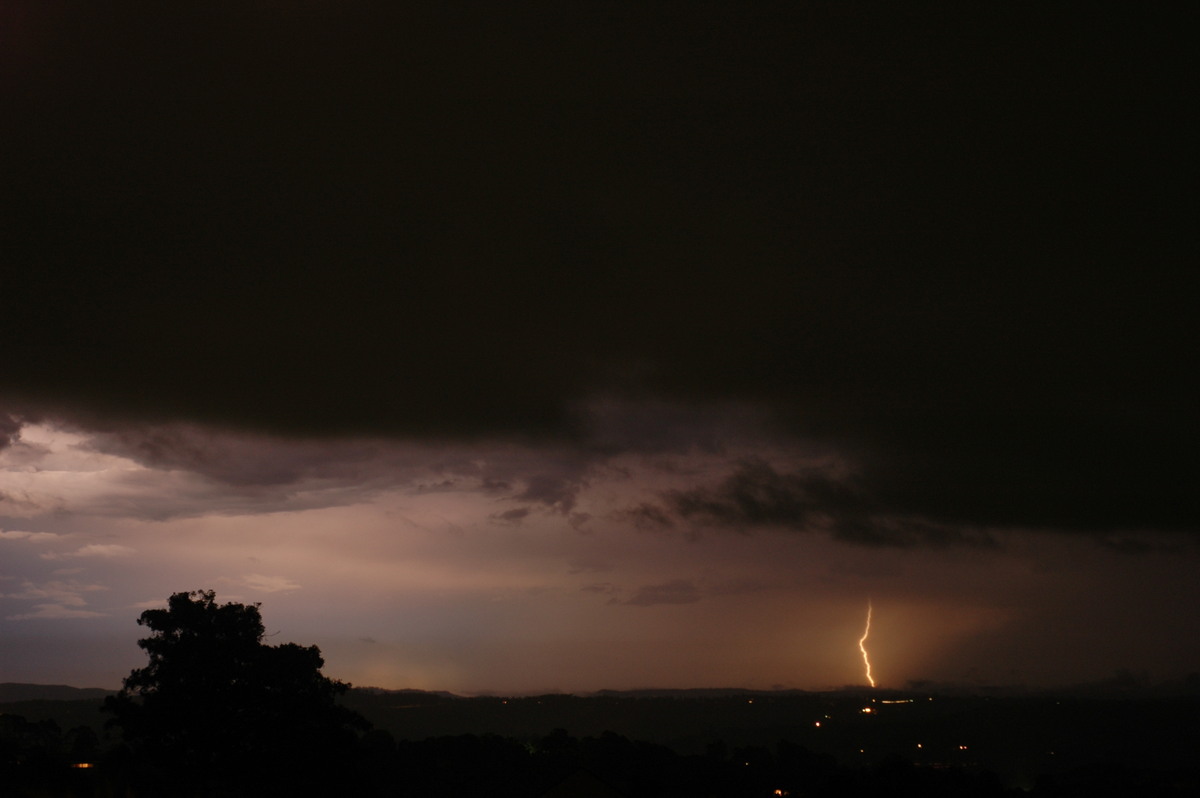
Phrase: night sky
[{"left": 2, "top": 2, "right": 1196, "bottom": 694}]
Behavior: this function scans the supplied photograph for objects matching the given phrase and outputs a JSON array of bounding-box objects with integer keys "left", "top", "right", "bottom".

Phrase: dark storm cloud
[
  {"left": 490, "top": 507, "right": 532, "bottom": 526},
  {"left": 80, "top": 424, "right": 362, "bottom": 487},
  {"left": 514, "top": 475, "right": 582, "bottom": 514},
  {"left": 0, "top": 414, "right": 19, "bottom": 450},
  {"left": 668, "top": 458, "right": 860, "bottom": 529},
  {"left": 580, "top": 399, "right": 775, "bottom": 456},
  {"left": 643, "top": 458, "right": 996, "bottom": 548},
  {"left": 76, "top": 420, "right": 584, "bottom": 495},
  {"left": 622, "top": 504, "right": 676, "bottom": 533},
  {"left": 2, "top": 417, "right": 617, "bottom": 523},
  {"left": 3, "top": 3, "right": 1196, "bottom": 536}
]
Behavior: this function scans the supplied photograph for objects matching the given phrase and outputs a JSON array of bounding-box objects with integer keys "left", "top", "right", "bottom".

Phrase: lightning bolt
[{"left": 858, "top": 600, "right": 876, "bottom": 688}]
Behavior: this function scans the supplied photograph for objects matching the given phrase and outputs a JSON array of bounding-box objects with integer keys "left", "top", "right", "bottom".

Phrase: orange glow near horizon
[{"left": 858, "top": 600, "right": 876, "bottom": 687}]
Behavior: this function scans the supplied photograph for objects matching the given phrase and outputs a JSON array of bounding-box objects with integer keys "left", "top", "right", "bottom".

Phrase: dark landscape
[{"left": 4, "top": 680, "right": 1200, "bottom": 796}]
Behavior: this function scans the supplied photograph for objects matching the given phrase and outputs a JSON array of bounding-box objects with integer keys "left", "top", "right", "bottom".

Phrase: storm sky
[{"left": 2, "top": 2, "right": 1196, "bottom": 694}]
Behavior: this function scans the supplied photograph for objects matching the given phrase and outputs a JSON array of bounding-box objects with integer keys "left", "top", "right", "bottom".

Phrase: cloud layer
[
  {"left": 2, "top": 4, "right": 1195, "bottom": 538},
  {"left": 4, "top": 411, "right": 1199, "bottom": 693},
  {"left": 2, "top": 4, "right": 1196, "bottom": 693}
]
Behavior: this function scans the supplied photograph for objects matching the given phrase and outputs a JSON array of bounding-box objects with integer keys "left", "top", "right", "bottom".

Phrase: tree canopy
[{"left": 104, "top": 590, "right": 367, "bottom": 794}]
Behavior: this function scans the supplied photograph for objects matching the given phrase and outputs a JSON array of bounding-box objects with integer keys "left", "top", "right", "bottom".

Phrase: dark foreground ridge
[
  {"left": 0, "top": 685, "right": 113, "bottom": 703},
  {"left": 5, "top": 683, "right": 1200, "bottom": 797}
]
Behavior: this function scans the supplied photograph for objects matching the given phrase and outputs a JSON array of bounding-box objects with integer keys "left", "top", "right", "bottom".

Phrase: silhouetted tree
[{"left": 104, "top": 590, "right": 368, "bottom": 796}]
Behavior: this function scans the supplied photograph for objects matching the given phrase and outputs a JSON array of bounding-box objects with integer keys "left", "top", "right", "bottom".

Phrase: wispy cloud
[
  {"left": 7, "top": 604, "right": 107, "bottom": 620},
  {"left": 240, "top": 574, "right": 300, "bottom": 593},
  {"left": 2, "top": 579, "right": 108, "bottom": 620},
  {"left": 41, "top": 543, "right": 135, "bottom": 560},
  {"left": 0, "top": 529, "right": 58, "bottom": 542}
]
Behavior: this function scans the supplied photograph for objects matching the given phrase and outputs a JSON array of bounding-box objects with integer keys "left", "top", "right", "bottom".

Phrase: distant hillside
[
  {"left": 0, "top": 682, "right": 114, "bottom": 702},
  {"left": 3, "top": 682, "right": 1200, "bottom": 784}
]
